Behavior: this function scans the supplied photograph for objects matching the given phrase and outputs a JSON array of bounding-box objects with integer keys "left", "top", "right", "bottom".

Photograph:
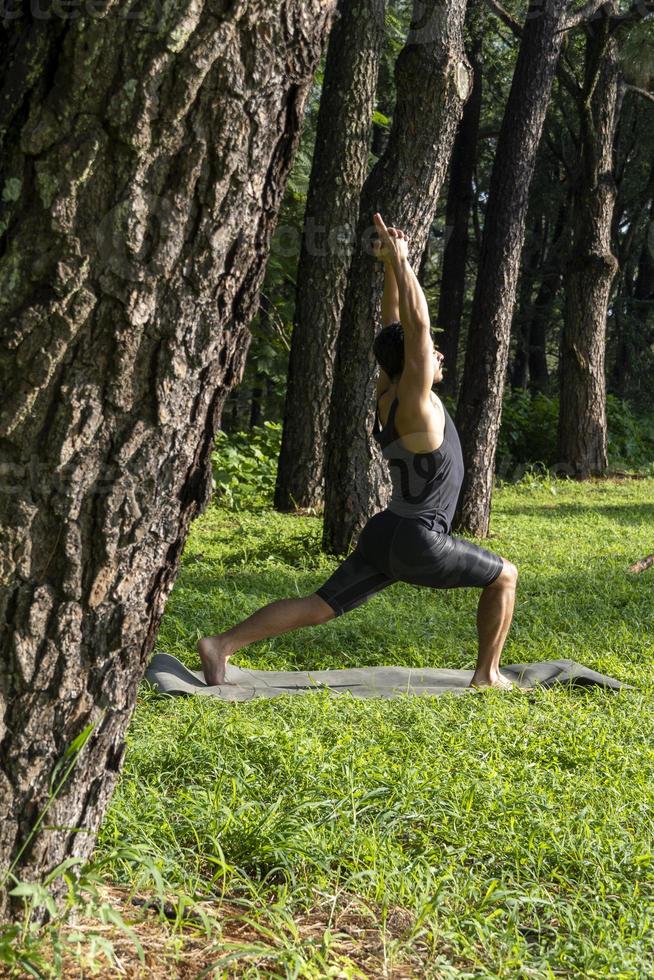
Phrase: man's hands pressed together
[{"left": 372, "top": 213, "right": 410, "bottom": 266}]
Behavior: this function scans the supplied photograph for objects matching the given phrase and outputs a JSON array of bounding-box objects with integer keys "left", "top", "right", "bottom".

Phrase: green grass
[
  {"left": 12, "top": 478, "right": 654, "bottom": 980},
  {"left": 93, "top": 476, "right": 654, "bottom": 977}
]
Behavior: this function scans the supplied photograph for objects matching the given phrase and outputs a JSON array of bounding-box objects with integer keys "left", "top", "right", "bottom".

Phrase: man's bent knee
[
  {"left": 309, "top": 592, "right": 338, "bottom": 622},
  {"left": 489, "top": 559, "right": 518, "bottom": 589}
]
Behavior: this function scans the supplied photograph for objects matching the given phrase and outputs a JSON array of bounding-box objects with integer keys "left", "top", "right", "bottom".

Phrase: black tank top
[{"left": 372, "top": 395, "right": 464, "bottom": 533}]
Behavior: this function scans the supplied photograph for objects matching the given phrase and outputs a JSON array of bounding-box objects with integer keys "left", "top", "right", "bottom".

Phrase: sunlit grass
[{"left": 96, "top": 476, "right": 654, "bottom": 977}]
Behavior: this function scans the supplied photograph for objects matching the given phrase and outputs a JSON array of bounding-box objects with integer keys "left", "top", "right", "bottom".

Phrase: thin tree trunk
[
  {"left": 527, "top": 269, "right": 558, "bottom": 394},
  {"left": 609, "top": 180, "right": 654, "bottom": 398},
  {"left": 558, "top": 9, "right": 620, "bottom": 478},
  {"left": 633, "top": 200, "right": 654, "bottom": 333},
  {"left": 454, "top": 0, "right": 571, "bottom": 535},
  {"left": 437, "top": 1, "right": 484, "bottom": 399},
  {"left": 274, "top": 0, "right": 387, "bottom": 512},
  {"left": 511, "top": 193, "right": 568, "bottom": 393},
  {"left": 528, "top": 198, "right": 568, "bottom": 393},
  {"left": 265, "top": 375, "right": 277, "bottom": 426},
  {"left": 0, "top": 0, "right": 336, "bottom": 912},
  {"left": 250, "top": 375, "right": 264, "bottom": 429},
  {"left": 250, "top": 298, "right": 272, "bottom": 430},
  {"left": 510, "top": 217, "right": 544, "bottom": 390},
  {"left": 322, "top": 0, "right": 472, "bottom": 555}
]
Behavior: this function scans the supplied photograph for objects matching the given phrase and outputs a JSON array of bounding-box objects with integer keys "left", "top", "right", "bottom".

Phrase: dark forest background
[{"left": 221, "top": 0, "right": 654, "bottom": 483}]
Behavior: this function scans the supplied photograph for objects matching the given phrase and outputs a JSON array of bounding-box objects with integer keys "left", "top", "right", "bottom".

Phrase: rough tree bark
[
  {"left": 0, "top": 0, "right": 336, "bottom": 911},
  {"left": 454, "top": 0, "right": 572, "bottom": 536},
  {"left": 558, "top": 7, "right": 621, "bottom": 477},
  {"left": 436, "top": 0, "right": 484, "bottom": 399},
  {"left": 323, "top": 0, "right": 472, "bottom": 555},
  {"left": 274, "top": 0, "right": 387, "bottom": 513}
]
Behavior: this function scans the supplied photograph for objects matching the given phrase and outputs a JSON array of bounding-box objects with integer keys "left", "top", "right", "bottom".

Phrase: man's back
[
  {"left": 376, "top": 386, "right": 444, "bottom": 453},
  {"left": 373, "top": 389, "right": 464, "bottom": 534}
]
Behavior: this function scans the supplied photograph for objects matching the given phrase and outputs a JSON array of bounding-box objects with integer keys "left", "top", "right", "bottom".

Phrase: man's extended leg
[
  {"left": 198, "top": 594, "right": 335, "bottom": 685},
  {"left": 199, "top": 539, "right": 395, "bottom": 685},
  {"left": 470, "top": 560, "right": 518, "bottom": 690}
]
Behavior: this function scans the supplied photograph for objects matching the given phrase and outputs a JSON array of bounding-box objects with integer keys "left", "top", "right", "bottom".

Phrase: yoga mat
[{"left": 145, "top": 653, "right": 632, "bottom": 701}]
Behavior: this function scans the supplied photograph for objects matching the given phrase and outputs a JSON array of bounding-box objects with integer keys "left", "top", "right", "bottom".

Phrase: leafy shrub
[
  {"left": 212, "top": 421, "right": 282, "bottom": 510},
  {"left": 605, "top": 394, "right": 654, "bottom": 470},
  {"left": 496, "top": 389, "right": 654, "bottom": 478},
  {"left": 496, "top": 390, "right": 559, "bottom": 477},
  {"left": 211, "top": 395, "right": 654, "bottom": 510}
]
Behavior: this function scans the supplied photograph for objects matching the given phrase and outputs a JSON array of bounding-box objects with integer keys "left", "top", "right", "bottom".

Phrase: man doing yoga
[{"left": 199, "top": 212, "right": 518, "bottom": 690}]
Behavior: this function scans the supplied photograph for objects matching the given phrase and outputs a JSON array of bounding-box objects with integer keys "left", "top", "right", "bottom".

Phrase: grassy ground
[{"left": 22, "top": 476, "right": 654, "bottom": 977}]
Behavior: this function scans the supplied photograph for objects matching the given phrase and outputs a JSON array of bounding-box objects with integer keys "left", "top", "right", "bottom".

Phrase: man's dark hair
[{"left": 373, "top": 321, "right": 404, "bottom": 380}]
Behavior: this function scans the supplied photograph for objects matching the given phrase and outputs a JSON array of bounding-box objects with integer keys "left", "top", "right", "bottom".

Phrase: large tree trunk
[
  {"left": 0, "top": 0, "right": 336, "bottom": 912},
  {"left": 454, "top": 0, "right": 571, "bottom": 536},
  {"left": 557, "top": 8, "right": 620, "bottom": 477},
  {"left": 274, "top": 0, "right": 386, "bottom": 513},
  {"left": 322, "top": 0, "right": 472, "bottom": 555},
  {"left": 436, "top": 1, "right": 484, "bottom": 399}
]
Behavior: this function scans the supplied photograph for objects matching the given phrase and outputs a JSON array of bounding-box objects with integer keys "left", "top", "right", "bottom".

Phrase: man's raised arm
[{"left": 372, "top": 213, "right": 434, "bottom": 404}]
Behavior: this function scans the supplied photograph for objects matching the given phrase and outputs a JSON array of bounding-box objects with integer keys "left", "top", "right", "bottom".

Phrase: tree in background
[
  {"left": 323, "top": 0, "right": 472, "bottom": 555},
  {"left": 216, "top": 0, "right": 653, "bottom": 516},
  {"left": 453, "top": 0, "right": 608, "bottom": 536},
  {"left": 274, "top": 0, "right": 387, "bottom": 513},
  {"left": 523, "top": 200, "right": 568, "bottom": 394},
  {"left": 610, "top": 160, "right": 654, "bottom": 401},
  {"left": 558, "top": 5, "right": 621, "bottom": 476},
  {"left": 607, "top": 16, "right": 654, "bottom": 406},
  {"left": 0, "top": 0, "right": 336, "bottom": 910},
  {"left": 436, "top": 0, "right": 485, "bottom": 399},
  {"left": 558, "top": 1, "right": 654, "bottom": 476}
]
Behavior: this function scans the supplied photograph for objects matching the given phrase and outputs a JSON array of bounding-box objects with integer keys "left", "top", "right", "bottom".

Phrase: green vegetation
[
  {"left": 214, "top": 396, "right": 654, "bottom": 514},
  {"left": 496, "top": 391, "right": 654, "bottom": 478},
  {"left": 4, "top": 462, "right": 652, "bottom": 976},
  {"left": 212, "top": 421, "right": 283, "bottom": 512},
  {"left": 88, "top": 475, "right": 653, "bottom": 976}
]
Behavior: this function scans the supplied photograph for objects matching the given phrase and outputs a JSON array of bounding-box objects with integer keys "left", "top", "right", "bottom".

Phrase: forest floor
[{"left": 6, "top": 475, "right": 654, "bottom": 978}]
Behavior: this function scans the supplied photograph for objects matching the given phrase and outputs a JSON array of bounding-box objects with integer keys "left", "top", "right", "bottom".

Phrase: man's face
[{"left": 432, "top": 345, "right": 445, "bottom": 385}]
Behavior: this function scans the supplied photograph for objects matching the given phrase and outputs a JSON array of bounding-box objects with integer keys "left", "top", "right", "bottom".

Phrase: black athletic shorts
[{"left": 315, "top": 509, "right": 505, "bottom": 618}]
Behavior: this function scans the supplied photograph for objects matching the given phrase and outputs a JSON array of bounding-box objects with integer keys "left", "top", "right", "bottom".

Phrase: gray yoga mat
[{"left": 145, "top": 653, "right": 632, "bottom": 701}]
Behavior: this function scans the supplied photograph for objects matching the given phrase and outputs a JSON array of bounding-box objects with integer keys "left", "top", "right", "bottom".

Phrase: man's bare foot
[
  {"left": 469, "top": 671, "right": 516, "bottom": 691},
  {"left": 197, "top": 635, "right": 235, "bottom": 686}
]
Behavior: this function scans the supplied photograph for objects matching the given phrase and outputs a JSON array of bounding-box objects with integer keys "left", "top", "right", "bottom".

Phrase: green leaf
[{"left": 64, "top": 723, "right": 95, "bottom": 760}]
